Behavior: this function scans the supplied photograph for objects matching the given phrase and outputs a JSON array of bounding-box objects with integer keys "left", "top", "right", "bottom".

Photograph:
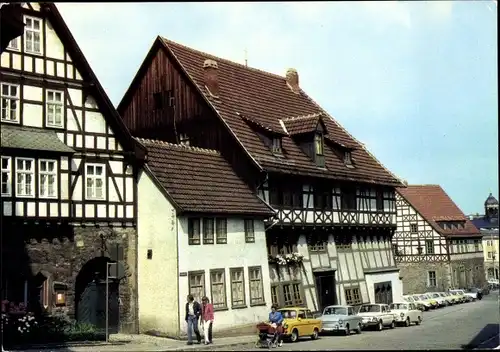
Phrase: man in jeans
[{"left": 185, "top": 294, "right": 202, "bottom": 345}]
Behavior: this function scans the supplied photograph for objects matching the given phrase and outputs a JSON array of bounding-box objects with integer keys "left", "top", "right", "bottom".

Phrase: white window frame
[
  {"left": 428, "top": 271, "right": 436, "bottom": 287},
  {"left": 85, "top": 163, "right": 105, "bottom": 200},
  {"left": 1, "top": 156, "right": 12, "bottom": 196},
  {"left": 1, "top": 83, "right": 20, "bottom": 123},
  {"left": 15, "top": 157, "right": 35, "bottom": 198},
  {"left": 38, "top": 159, "right": 57, "bottom": 198},
  {"left": 24, "top": 16, "right": 42, "bottom": 54},
  {"left": 7, "top": 38, "right": 19, "bottom": 51},
  {"left": 45, "top": 90, "right": 64, "bottom": 128}
]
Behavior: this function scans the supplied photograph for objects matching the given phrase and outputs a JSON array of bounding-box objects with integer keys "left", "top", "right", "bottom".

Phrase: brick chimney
[
  {"left": 286, "top": 68, "right": 299, "bottom": 94},
  {"left": 203, "top": 59, "right": 219, "bottom": 97}
]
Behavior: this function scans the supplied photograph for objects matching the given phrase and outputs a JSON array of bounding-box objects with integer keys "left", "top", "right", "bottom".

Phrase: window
[
  {"left": 309, "top": 241, "right": 327, "bottom": 252},
  {"left": 15, "top": 158, "right": 34, "bottom": 197},
  {"left": 179, "top": 133, "right": 190, "bottom": 146},
  {"left": 230, "top": 268, "right": 246, "bottom": 307},
  {"left": 188, "top": 218, "right": 201, "bottom": 245},
  {"left": 344, "top": 151, "right": 354, "bottom": 167},
  {"left": 39, "top": 160, "right": 57, "bottom": 198},
  {"left": 7, "top": 38, "right": 19, "bottom": 50},
  {"left": 474, "top": 240, "right": 480, "bottom": 252},
  {"left": 345, "top": 287, "right": 362, "bottom": 305},
  {"left": 292, "top": 283, "right": 303, "bottom": 305},
  {"left": 210, "top": 269, "right": 227, "bottom": 310},
  {"left": 410, "top": 223, "right": 418, "bottom": 233},
  {"left": 314, "top": 133, "right": 324, "bottom": 155},
  {"left": 203, "top": 218, "right": 214, "bottom": 244},
  {"left": 1, "top": 157, "right": 11, "bottom": 196},
  {"left": 487, "top": 252, "right": 493, "bottom": 259},
  {"left": 486, "top": 240, "right": 492, "bottom": 246},
  {"left": 85, "top": 164, "right": 104, "bottom": 200},
  {"left": 1, "top": 83, "right": 19, "bottom": 123},
  {"left": 271, "top": 282, "right": 304, "bottom": 307},
  {"left": 271, "top": 138, "right": 282, "bottom": 154},
  {"left": 283, "top": 284, "right": 293, "bottom": 306},
  {"left": 244, "top": 219, "right": 255, "bottom": 243},
  {"left": 46, "top": 90, "right": 63, "bottom": 127},
  {"left": 314, "top": 185, "right": 332, "bottom": 210},
  {"left": 24, "top": 16, "right": 42, "bottom": 54},
  {"left": 249, "top": 266, "right": 265, "bottom": 305},
  {"left": 271, "top": 285, "right": 279, "bottom": 306},
  {"left": 428, "top": 271, "right": 436, "bottom": 287},
  {"left": 425, "top": 240, "right": 434, "bottom": 254},
  {"left": 188, "top": 271, "right": 205, "bottom": 303},
  {"left": 341, "top": 188, "right": 357, "bottom": 210},
  {"left": 216, "top": 218, "right": 227, "bottom": 244}
]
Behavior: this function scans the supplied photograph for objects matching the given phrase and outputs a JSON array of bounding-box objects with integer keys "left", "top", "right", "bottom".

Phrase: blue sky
[{"left": 57, "top": 1, "right": 498, "bottom": 215}]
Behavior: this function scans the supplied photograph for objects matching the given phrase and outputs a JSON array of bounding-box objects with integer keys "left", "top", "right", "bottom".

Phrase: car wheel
[
  {"left": 390, "top": 320, "right": 395, "bottom": 329},
  {"left": 311, "top": 328, "right": 319, "bottom": 340},
  {"left": 416, "top": 316, "right": 422, "bottom": 325},
  {"left": 291, "top": 329, "right": 299, "bottom": 343},
  {"left": 405, "top": 317, "right": 410, "bottom": 327},
  {"left": 356, "top": 323, "right": 362, "bottom": 334},
  {"left": 344, "top": 324, "right": 350, "bottom": 336},
  {"left": 378, "top": 320, "right": 383, "bottom": 331}
]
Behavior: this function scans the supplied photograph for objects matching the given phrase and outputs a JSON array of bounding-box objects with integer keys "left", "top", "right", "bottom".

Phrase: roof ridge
[
  {"left": 281, "top": 113, "right": 322, "bottom": 122},
  {"left": 135, "top": 137, "right": 220, "bottom": 155},
  {"left": 160, "top": 36, "right": 286, "bottom": 81}
]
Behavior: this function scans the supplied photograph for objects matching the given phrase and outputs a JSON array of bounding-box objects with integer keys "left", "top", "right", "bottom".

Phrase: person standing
[
  {"left": 185, "top": 294, "right": 202, "bottom": 345},
  {"left": 201, "top": 296, "right": 214, "bottom": 345}
]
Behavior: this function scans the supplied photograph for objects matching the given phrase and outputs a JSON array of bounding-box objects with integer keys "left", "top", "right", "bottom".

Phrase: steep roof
[
  {"left": 397, "top": 185, "right": 480, "bottom": 237},
  {"left": 138, "top": 138, "right": 275, "bottom": 217},
  {"left": 125, "top": 37, "right": 401, "bottom": 186}
]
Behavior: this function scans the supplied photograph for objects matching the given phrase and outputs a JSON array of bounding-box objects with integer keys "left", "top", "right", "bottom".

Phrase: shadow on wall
[{"left": 461, "top": 323, "right": 500, "bottom": 350}]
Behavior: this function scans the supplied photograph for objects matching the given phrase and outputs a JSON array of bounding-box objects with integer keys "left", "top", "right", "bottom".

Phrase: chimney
[
  {"left": 286, "top": 68, "right": 299, "bottom": 94},
  {"left": 203, "top": 59, "right": 219, "bottom": 97}
]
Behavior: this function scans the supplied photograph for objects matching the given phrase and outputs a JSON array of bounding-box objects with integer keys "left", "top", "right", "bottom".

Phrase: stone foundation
[
  {"left": 398, "top": 261, "right": 450, "bottom": 294},
  {"left": 449, "top": 257, "right": 486, "bottom": 289}
]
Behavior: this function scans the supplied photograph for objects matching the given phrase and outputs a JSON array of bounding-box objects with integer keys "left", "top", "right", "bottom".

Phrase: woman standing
[{"left": 201, "top": 296, "right": 214, "bottom": 345}]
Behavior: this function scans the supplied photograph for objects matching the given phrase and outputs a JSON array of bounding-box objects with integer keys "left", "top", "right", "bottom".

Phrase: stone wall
[
  {"left": 449, "top": 257, "right": 486, "bottom": 289},
  {"left": 398, "top": 261, "right": 451, "bottom": 294},
  {"left": 1, "top": 221, "right": 138, "bottom": 333}
]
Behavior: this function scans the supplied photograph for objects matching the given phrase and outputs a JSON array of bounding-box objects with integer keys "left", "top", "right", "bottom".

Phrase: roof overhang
[{"left": 1, "top": 124, "right": 75, "bottom": 154}]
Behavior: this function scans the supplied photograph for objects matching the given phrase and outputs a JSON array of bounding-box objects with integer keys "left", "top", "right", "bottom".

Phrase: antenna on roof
[{"left": 244, "top": 47, "right": 248, "bottom": 67}]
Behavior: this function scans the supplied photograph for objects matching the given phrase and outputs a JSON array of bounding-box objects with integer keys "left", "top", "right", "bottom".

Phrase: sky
[{"left": 56, "top": 1, "right": 498, "bottom": 215}]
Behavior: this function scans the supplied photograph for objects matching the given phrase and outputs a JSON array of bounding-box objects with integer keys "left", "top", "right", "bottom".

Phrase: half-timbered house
[
  {"left": 117, "top": 37, "right": 404, "bottom": 312},
  {"left": 0, "top": 3, "right": 146, "bottom": 333},
  {"left": 136, "top": 138, "right": 274, "bottom": 337},
  {"left": 394, "top": 185, "right": 486, "bottom": 294}
]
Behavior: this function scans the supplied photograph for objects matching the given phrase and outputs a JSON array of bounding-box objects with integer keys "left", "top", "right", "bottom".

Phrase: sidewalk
[{"left": 18, "top": 333, "right": 257, "bottom": 352}]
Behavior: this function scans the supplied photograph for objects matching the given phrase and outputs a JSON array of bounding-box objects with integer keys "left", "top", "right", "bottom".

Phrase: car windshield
[
  {"left": 420, "top": 295, "right": 429, "bottom": 300},
  {"left": 432, "top": 293, "right": 440, "bottom": 298},
  {"left": 359, "top": 305, "right": 381, "bottom": 313},
  {"left": 323, "top": 307, "right": 347, "bottom": 315},
  {"left": 279, "top": 310, "right": 297, "bottom": 319},
  {"left": 390, "top": 303, "right": 407, "bottom": 310}
]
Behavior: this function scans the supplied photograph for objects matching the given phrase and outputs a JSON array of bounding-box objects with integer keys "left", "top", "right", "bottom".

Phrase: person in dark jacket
[{"left": 185, "top": 294, "right": 202, "bottom": 345}]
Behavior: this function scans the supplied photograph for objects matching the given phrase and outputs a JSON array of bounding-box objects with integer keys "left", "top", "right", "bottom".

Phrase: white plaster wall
[
  {"left": 364, "top": 271, "right": 403, "bottom": 303},
  {"left": 177, "top": 217, "right": 271, "bottom": 334},
  {"left": 137, "top": 170, "right": 179, "bottom": 336}
]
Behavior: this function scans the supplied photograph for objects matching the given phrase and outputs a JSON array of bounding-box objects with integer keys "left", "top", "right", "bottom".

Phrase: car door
[
  {"left": 347, "top": 306, "right": 360, "bottom": 327},
  {"left": 382, "top": 305, "right": 392, "bottom": 324},
  {"left": 305, "top": 309, "right": 316, "bottom": 333},
  {"left": 297, "top": 309, "right": 308, "bottom": 336}
]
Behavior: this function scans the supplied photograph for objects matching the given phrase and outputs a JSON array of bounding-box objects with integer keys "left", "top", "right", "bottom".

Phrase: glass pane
[
  {"left": 86, "top": 165, "right": 94, "bottom": 175},
  {"left": 48, "top": 91, "right": 54, "bottom": 101},
  {"left": 33, "top": 20, "right": 40, "bottom": 30},
  {"left": 10, "top": 86, "right": 17, "bottom": 96},
  {"left": 26, "top": 18, "right": 32, "bottom": 28},
  {"left": 1, "top": 85, "right": 8, "bottom": 95},
  {"left": 1, "top": 158, "right": 8, "bottom": 169},
  {"left": 48, "top": 162, "right": 54, "bottom": 172},
  {"left": 95, "top": 166, "right": 103, "bottom": 175}
]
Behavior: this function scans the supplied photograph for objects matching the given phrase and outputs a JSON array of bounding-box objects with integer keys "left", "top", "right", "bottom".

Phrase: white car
[
  {"left": 426, "top": 292, "right": 449, "bottom": 307},
  {"left": 390, "top": 302, "right": 423, "bottom": 327},
  {"left": 357, "top": 303, "right": 396, "bottom": 331},
  {"left": 450, "top": 289, "right": 473, "bottom": 302}
]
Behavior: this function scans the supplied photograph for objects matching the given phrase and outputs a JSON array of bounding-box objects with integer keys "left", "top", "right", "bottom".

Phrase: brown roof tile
[
  {"left": 138, "top": 138, "right": 274, "bottom": 216},
  {"left": 397, "top": 185, "right": 480, "bottom": 237},
  {"left": 160, "top": 37, "right": 402, "bottom": 186},
  {"left": 281, "top": 113, "right": 322, "bottom": 136}
]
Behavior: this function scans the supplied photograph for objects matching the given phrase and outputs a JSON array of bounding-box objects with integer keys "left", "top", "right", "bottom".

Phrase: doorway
[{"left": 314, "top": 270, "right": 337, "bottom": 312}]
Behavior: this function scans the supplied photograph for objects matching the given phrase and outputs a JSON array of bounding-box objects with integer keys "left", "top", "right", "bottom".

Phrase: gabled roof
[
  {"left": 40, "top": 3, "right": 146, "bottom": 160},
  {"left": 137, "top": 138, "right": 275, "bottom": 217},
  {"left": 281, "top": 113, "right": 323, "bottom": 136},
  {"left": 397, "top": 185, "right": 480, "bottom": 237},
  {"left": 118, "top": 36, "right": 402, "bottom": 186}
]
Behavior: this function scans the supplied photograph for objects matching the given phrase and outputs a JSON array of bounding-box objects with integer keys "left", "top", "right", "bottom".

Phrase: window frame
[
  {"left": 1, "top": 156, "right": 12, "bottom": 196},
  {"left": 24, "top": 15, "right": 43, "bottom": 54},
  {"left": 425, "top": 239, "right": 434, "bottom": 254},
  {"left": 1, "top": 82, "right": 20, "bottom": 123},
  {"left": 215, "top": 218, "right": 227, "bottom": 244},
  {"left": 314, "top": 132, "right": 324, "bottom": 156},
  {"left": 248, "top": 266, "right": 265, "bottom": 306},
  {"left": 244, "top": 219, "right": 255, "bottom": 243},
  {"left": 15, "top": 157, "right": 35, "bottom": 198},
  {"left": 84, "top": 163, "right": 105, "bottom": 200},
  {"left": 410, "top": 223, "right": 418, "bottom": 233},
  {"left": 38, "top": 159, "right": 58, "bottom": 199},
  {"left": 188, "top": 270, "right": 206, "bottom": 304},
  {"left": 188, "top": 218, "right": 201, "bottom": 245},
  {"left": 209, "top": 268, "right": 227, "bottom": 311},
  {"left": 7, "top": 38, "right": 19, "bottom": 51},
  {"left": 45, "top": 90, "right": 64, "bottom": 128},
  {"left": 428, "top": 271, "right": 437, "bottom": 287},
  {"left": 202, "top": 218, "right": 214, "bottom": 245},
  {"left": 344, "top": 287, "right": 362, "bottom": 306},
  {"left": 229, "top": 267, "right": 246, "bottom": 308}
]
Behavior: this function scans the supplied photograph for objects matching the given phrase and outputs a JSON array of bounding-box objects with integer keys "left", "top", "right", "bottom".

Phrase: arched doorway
[{"left": 74, "top": 256, "right": 120, "bottom": 333}]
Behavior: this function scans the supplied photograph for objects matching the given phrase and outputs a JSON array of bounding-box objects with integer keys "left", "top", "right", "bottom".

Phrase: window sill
[
  {"left": 245, "top": 240, "right": 256, "bottom": 244},
  {"left": 45, "top": 125, "right": 65, "bottom": 130},
  {"left": 250, "top": 302, "right": 266, "bottom": 307},
  {"left": 188, "top": 242, "right": 201, "bottom": 246},
  {"left": 216, "top": 241, "right": 227, "bottom": 245},
  {"left": 213, "top": 307, "right": 229, "bottom": 312},
  {"left": 1, "top": 119, "right": 20, "bottom": 124},
  {"left": 231, "top": 305, "right": 247, "bottom": 310}
]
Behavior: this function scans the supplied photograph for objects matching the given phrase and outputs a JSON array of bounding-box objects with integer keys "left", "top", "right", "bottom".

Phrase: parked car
[
  {"left": 319, "top": 305, "right": 363, "bottom": 335},
  {"left": 468, "top": 287, "right": 483, "bottom": 300},
  {"left": 402, "top": 295, "right": 425, "bottom": 311},
  {"left": 417, "top": 294, "right": 439, "bottom": 309},
  {"left": 440, "top": 292, "right": 457, "bottom": 305},
  {"left": 461, "top": 288, "right": 479, "bottom": 301},
  {"left": 449, "top": 289, "right": 470, "bottom": 303},
  {"left": 390, "top": 302, "right": 423, "bottom": 327},
  {"left": 426, "top": 292, "right": 449, "bottom": 307},
  {"left": 278, "top": 307, "right": 322, "bottom": 342},
  {"left": 357, "top": 303, "right": 396, "bottom": 331}
]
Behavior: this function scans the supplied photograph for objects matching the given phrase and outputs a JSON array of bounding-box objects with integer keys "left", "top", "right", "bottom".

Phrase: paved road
[{"left": 212, "top": 292, "right": 500, "bottom": 351}]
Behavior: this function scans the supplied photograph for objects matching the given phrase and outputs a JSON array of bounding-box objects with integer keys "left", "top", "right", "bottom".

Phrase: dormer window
[
  {"left": 271, "top": 137, "right": 282, "bottom": 154},
  {"left": 344, "top": 151, "right": 354, "bottom": 168},
  {"left": 179, "top": 133, "right": 190, "bottom": 146},
  {"left": 314, "top": 133, "right": 324, "bottom": 156}
]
